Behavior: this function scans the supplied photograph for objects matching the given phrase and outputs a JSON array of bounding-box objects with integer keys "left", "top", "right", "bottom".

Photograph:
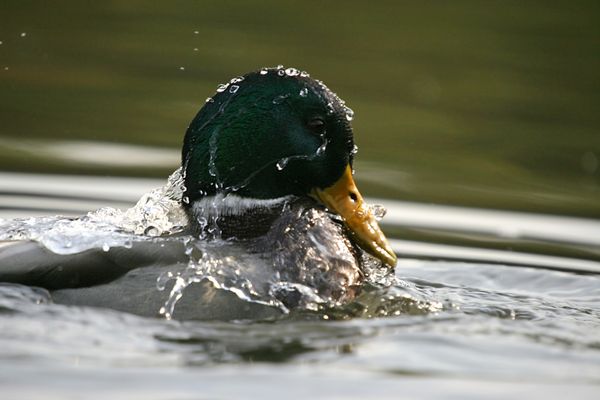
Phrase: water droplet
[
  {"left": 316, "top": 140, "right": 328, "bottom": 155},
  {"left": 216, "top": 83, "right": 229, "bottom": 92},
  {"left": 193, "top": 48, "right": 198, "bottom": 52},
  {"left": 159, "top": 306, "right": 171, "bottom": 320},
  {"left": 194, "top": 30, "right": 199, "bottom": 34},
  {"left": 351, "top": 144, "right": 359, "bottom": 155},
  {"left": 182, "top": 196, "right": 190, "bottom": 204},
  {"left": 124, "top": 238, "right": 133, "bottom": 249},
  {"left": 300, "top": 71, "right": 309, "bottom": 77},
  {"left": 20, "top": 32, "right": 26, "bottom": 38},
  {"left": 179, "top": 66, "right": 185, "bottom": 71},
  {"left": 370, "top": 204, "right": 387, "bottom": 221},
  {"left": 326, "top": 102, "right": 335, "bottom": 114},
  {"left": 0, "top": 41, "right": 3, "bottom": 45},
  {"left": 276, "top": 64, "right": 284, "bottom": 69},
  {"left": 299, "top": 88, "right": 308, "bottom": 97},
  {"left": 285, "top": 67, "right": 299, "bottom": 76},
  {"left": 345, "top": 107, "right": 354, "bottom": 121},
  {"left": 230, "top": 76, "right": 244, "bottom": 83},
  {"left": 3, "top": 67, "right": 8, "bottom": 71},
  {"left": 277, "top": 69, "right": 285, "bottom": 76},
  {"left": 229, "top": 85, "right": 239, "bottom": 94},
  {"left": 102, "top": 243, "right": 110, "bottom": 252},
  {"left": 276, "top": 158, "right": 289, "bottom": 170},
  {"left": 205, "top": 97, "right": 214, "bottom": 103},
  {"left": 259, "top": 68, "right": 268, "bottom": 75}
]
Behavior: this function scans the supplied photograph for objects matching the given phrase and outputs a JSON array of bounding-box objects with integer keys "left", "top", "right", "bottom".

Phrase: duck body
[{"left": 0, "top": 66, "right": 395, "bottom": 320}]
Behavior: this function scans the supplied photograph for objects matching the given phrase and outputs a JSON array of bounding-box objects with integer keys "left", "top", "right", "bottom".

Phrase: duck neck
[{"left": 186, "top": 194, "right": 301, "bottom": 239}]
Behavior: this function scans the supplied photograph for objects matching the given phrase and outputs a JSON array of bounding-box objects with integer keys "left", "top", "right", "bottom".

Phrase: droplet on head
[
  {"left": 230, "top": 76, "right": 244, "bottom": 83},
  {"left": 285, "top": 67, "right": 299, "bottom": 76},
  {"left": 351, "top": 144, "right": 359, "bottom": 155},
  {"left": 345, "top": 107, "right": 354, "bottom": 121},
  {"left": 316, "top": 140, "right": 328, "bottom": 155},
  {"left": 277, "top": 69, "right": 285, "bottom": 76},
  {"left": 102, "top": 243, "right": 110, "bottom": 252},
  {"left": 276, "top": 64, "right": 284, "bottom": 69},
  {"left": 259, "top": 68, "right": 268, "bottom": 75},
  {"left": 205, "top": 97, "right": 214, "bottom": 103},
  {"left": 300, "top": 71, "right": 309, "bottom": 77},
  {"left": 216, "top": 83, "right": 229, "bottom": 92},
  {"left": 299, "top": 88, "right": 308, "bottom": 97},
  {"left": 182, "top": 196, "right": 190, "bottom": 204},
  {"left": 326, "top": 102, "right": 335, "bottom": 114},
  {"left": 229, "top": 85, "right": 239, "bottom": 94},
  {"left": 276, "top": 158, "right": 289, "bottom": 171}
]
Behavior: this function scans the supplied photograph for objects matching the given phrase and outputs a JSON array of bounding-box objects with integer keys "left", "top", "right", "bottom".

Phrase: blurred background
[{"left": 0, "top": 0, "right": 598, "bottom": 217}]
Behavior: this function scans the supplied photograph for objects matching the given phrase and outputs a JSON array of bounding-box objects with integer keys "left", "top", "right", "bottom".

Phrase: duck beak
[{"left": 311, "top": 165, "right": 397, "bottom": 268}]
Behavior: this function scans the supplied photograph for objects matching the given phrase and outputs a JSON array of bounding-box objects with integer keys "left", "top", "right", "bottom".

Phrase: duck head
[{"left": 182, "top": 67, "right": 397, "bottom": 268}]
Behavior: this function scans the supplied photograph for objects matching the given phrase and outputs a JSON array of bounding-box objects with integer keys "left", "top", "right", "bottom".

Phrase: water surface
[{"left": 1, "top": 173, "right": 599, "bottom": 399}]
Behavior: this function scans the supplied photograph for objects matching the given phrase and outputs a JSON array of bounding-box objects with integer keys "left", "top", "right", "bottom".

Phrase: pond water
[
  {"left": 1, "top": 172, "right": 599, "bottom": 399},
  {"left": 1, "top": 1, "right": 600, "bottom": 399}
]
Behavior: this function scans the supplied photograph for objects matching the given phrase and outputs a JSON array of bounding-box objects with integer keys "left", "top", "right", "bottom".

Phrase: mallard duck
[{"left": 0, "top": 66, "right": 396, "bottom": 320}]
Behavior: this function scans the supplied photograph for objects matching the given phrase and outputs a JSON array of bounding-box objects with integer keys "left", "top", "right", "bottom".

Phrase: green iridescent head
[
  {"left": 182, "top": 67, "right": 397, "bottom": 267},
  {"left": 182, "top": 67, "right": 356, "bottom": 202}
]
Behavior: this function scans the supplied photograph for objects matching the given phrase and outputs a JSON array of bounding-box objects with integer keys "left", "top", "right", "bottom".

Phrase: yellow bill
[{"left": 311, "top": 165, "right": 397, "bottom": 268}]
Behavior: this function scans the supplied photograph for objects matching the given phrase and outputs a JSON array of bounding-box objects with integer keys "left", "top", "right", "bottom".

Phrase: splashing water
[
  {"left": 0, "top": 168, "right": 188, "bottom": 254},
  {"left": 0, "top": 165, "right": 415, "bottom": 319}
]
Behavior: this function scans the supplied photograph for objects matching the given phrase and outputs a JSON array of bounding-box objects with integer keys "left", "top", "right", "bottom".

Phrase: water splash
[
  {"left": 0, "top": 169, "right": 407, "bottom": 320},
  {"left": 155, "top": 240, "right": 287, "bottom": 319},
  {"left": 0, "top": 169, "right": 188, "bottom": 255}
]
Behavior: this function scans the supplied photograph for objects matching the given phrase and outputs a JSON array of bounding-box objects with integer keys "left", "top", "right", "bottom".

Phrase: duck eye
[{"left": 307, "top": 118, "right": 326, "bottom": 135}]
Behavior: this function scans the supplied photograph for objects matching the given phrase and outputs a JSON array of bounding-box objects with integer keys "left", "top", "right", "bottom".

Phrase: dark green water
[{"left": 0, "top": 1, "right": 599, "bottom": 216}]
